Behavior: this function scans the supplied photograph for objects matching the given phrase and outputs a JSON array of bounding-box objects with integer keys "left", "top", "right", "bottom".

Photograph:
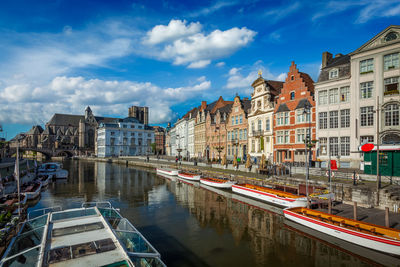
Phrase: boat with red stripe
[
  {"left": 284, "top": 207, "right": 400, "bottom": 256},
  {"left": 199, "top": 177, "right": 236, "bottom": 189},
  {"left": 156, "top": 168, "right": 179, "bottom": 176},
  {"left": 177, "top": 172, "right": 201, "bottom": 181},
  {"left": 232, "top": 183, "right": 308, "bottom": 208}
]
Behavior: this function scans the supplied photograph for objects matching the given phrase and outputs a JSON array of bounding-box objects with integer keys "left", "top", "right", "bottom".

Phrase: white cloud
[
  {"left": 0, "top": 76, "right": 211, "bottom": 125},
  {"left": 189, "top": 1, "right": 239, "bottom": 17},
  {"left": 159, "top": 26, "right": 256, "bottom": 68},
  {"left": 264, "top": 2, "right": 301, "bottom": 23},
  {"left": 312, "top": 0, "right": 400, "bottom": 23},
  {"left": 142, "top": 19, "right": 256, "bottom": 68},
  {"left": 143, "top": 19, "right": 202, "bottom": 45},
  {"left": 216, "top": 62, "right": 225, "bottom": 67},
  {"left": 225, "top": 63, "right": 286, "bottom": 93}
]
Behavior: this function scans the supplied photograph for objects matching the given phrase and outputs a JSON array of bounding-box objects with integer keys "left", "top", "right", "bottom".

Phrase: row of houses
[{"left": 165, "top": 25, "right": 400, "bottom": 170}]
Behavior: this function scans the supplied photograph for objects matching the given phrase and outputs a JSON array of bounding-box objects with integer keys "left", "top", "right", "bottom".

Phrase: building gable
[{"left": 351, "top": 25, "right": 400, "bottom": 55}]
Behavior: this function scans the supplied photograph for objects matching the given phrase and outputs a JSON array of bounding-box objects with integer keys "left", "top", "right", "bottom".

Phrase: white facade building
[
  {"left": 96, "top": 117, "right": 154, "bottom": 157},
  {"left": 315, "top": 26, "right": 400, "bottom": 168},
  {"left": 248, "top": 73, "right": 283, "bottom": 161},
  {"left": 188, "top": 117, "right": 196, "bottom": 158}
]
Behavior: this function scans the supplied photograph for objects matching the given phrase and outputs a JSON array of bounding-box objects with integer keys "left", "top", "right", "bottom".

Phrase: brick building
[
  {"left": 204, "top": 96, "right": 233, "bottom": 161},
  {"left": 273, "top": 62, "right": 316, "bottom": 164},
  {"left": 226, "top": 95, "right": 251, "bottom": 160},
  {"left": 153, "top": 126, "right": 166, "bottom": 155}
]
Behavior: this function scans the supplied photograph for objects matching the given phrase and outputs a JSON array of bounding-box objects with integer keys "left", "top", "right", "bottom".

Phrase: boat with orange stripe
[
  {"left": 284, "top": 207, "right": 400, "bottom": 256},
  {"left": 200, "top": 177, "right": 236, "bottom": 189},
  {"left": 178, "top": 172, "right": 201, "bottom": 181},
  {"left": 232, "top": 183, "right": 308, "bottom": 208}
]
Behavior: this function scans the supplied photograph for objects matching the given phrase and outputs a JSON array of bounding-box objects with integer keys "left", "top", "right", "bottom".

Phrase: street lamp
[{"left": 303, "top": 102, "right": 311, "bottom": 208}]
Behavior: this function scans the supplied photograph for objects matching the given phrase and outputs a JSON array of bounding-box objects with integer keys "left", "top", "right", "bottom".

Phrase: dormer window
[
  {"left": 329, "top": 68, "right": 338, "bottom": 79},
  {"left": 385, "top": 32, "right": 398, "bottom": 42},
  {"left": 291, "top": 75, "right": 294, "bottom": 80},
  {"left": 290, "top": 91, "right": 295, "bottom": 100}
]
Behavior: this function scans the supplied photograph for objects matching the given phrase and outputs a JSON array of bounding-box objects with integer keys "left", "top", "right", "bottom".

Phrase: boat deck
[
  {"left": 0, "top": 203, "right": 166, "bottom": 267},
  {"left": 289, "top": 207, "right": 400, "bottom": 240},
  {"left": 237, "top": 184, "right": 304, "bottom": 199}
]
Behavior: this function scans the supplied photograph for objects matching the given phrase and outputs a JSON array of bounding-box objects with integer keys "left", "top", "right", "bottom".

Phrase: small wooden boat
[
  {"left": 284, "top": 207, "right": 400, "bottom": 256},
  {"left": 21, "top": 182, "right": 42, "bottom": 200},
  {"left": 200, "top": 177, "right": 236, "bottom": 189},
  {"left": 156, "top": 168, "right": 179, "bottom": 176},
  {"left": 37, "top": 174, "right": 52, "bottom": 187},
  {"left": 178, "top": 172, "right": 201, "bottom": 181},
  {"left": 232, "top": 183, "right": 308, "bottom": 208},
  {"left": 0, "top": 194, "right": 27, "bottom": 209}
]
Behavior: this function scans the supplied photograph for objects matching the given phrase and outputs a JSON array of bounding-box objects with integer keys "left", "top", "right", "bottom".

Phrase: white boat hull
[
  {"left": 156, "top": 168, "right": 179, "bottom": 176},
  {"left": 232, "top": 185, "right": 308, "bottom": 208},
  {"left": 24, "top": 183, "right": 42, "bottom": 200},
  {"left": 200, "top": 179, "right": 235, "bottom": 189},
  {"left": 177, "top": 173, "right": 201, "bottom": 181},
  {"left": 283, "top": 209, "right": 400, "bottom": 256}
]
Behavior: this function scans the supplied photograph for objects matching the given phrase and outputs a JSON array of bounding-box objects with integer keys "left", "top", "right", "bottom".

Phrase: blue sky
[{"left": 0, "top": 0, "right": 399, "bottom": 139}]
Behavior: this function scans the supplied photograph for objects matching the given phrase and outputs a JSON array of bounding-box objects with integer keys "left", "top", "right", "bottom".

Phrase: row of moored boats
[{"left": 156, "top": 167, "right": 400, "bottom": 257}]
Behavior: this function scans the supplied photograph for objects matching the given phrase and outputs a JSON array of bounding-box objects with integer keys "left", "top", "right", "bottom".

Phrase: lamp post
[{"left": 303, "top": 102, "right": 311, "bottom": 208}]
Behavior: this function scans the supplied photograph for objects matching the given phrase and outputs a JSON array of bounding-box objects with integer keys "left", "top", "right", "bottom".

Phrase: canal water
[{"left": 29, "top": 160, "right": 399, "bottom": 267}]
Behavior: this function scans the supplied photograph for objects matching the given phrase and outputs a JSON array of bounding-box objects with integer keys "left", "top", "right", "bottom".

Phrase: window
[
  {"left": 384, "top": 77, "right": 399, "bottom": 95},
  {"left": 329, "top": 111, "right": 338, "bottom": 128},
  {"left": 320, "top": 137, "right": 327, "bottom": 155},
  {"left": 130, "top": 125, "right": 135, "bottom": 128},
  {"left": 244, "top": 129, "right": 247, "bottom": 140},
  {"left": 319, "top": 112, "right": 328, "bottom": 129},
  {"left": 277, "top": 131, "right": 284, "bottom": 144},
  {"left": 284, "top": 131, "right": 289, "bottom": 144},
  {"left": 296, "top": 109, "right": 310, "bottom": 123},
  {"left": 340, "top": 109, "right": 350, "bottom": 128},
  {"left": 384, "top": 53, "right": 399, "bottom": 70},
  {"left": 319, "top": 90, "right": 328, "bottom": 105},
  {"left": 360, "top": 81, "right": 373, "bottom": 99},
  {"left": 110, "top": 138, "right": 115, "bottom": 146},
  {"left": 385, "top": 32, "right": 399, "bottom": 42},
  {"left": 340, "top": 136, "right": 350, "bottom": 156},
  {"left": 251, "top": 140, "right": 255, "bottom": 152},
  {"left": 131, "top": 132, "right": 135, "bottom": 137},
  {"left": 110, "top": 132, "right": 115, "bottom": 136},
  {"left": 258, "top": 120, "right": 262, "bottom": 130},
  {"left": 239, "top": 115, "right": 243, "bottom": 124},
  {"left": 228, "top": 145, "right": 231, "bottom": 155},
  {"left": 284, "top": 112, "right": 289, "bottom": 125},
  {"left": 251, "top": 122, "right": 255, "bottom": 132},
  {"left": 266, "top": 119, "right": 270, "bottom": 131},
  {"left": 385, "top": 104, "right": 399, "bottom": 126},
  {"left": 277, "top": 113, "right": 284, "bottom": 126},
  {"left": 340, "top": 86, "right": 350, "bottom": 102},
  {"left": 297, "top": 129, "right": 305, "bottom": 143},
  {"left": 329, "top": 88, "right": 338, "bottom": 104},
  {"left": 329, "top": 68, "right": 338, "bottom": 79},
  {"left": 291, "top": 75, "right": 294, "bottom": 80},
  {"left": 290, "top": 91, "right": 295, "bottom": 100},
  {"left": 239, "top": 129, "right": 243, "bottom": 140},
  {"left": 360, "top": 58, "right": 374, "bottom": 73},
  {"left": 228, "top": 131, "right": 231, "bottom": 141},
  {"left": 232, "top": 116, "right": 234, "bottom": 125},
  {"left": 235, "top": 107, "right": 239, "bottom": 112},
  {"left": 360, "top": 106, "right": 374, "bottom": 126},
  {"left": 329, "top": 137, "right": 339, "bottom": 156},
  {"left": 235, "top": 116, "right": 238, "bottom": 125},
  {"left": 360, "top": 136, "right": 374, "bottom": 144},
  {"left": 123, "top": 138, "right": 128, "bottom": 145}
]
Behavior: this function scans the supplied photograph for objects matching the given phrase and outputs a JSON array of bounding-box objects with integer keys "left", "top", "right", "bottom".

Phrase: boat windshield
[
  {"left": 129, "top": 256, "right": 167, "bottom": 267},
  {"left": 1, "top": 246, "right": 41, "bottom": 267},
  {"left": 5, "top": 226, "right": 44, "bottom": 259}
]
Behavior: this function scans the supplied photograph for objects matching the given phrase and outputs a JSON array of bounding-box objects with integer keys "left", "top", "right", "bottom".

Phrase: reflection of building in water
[{"left": 167, "top": 181, "right": 381, "bottom": 266}]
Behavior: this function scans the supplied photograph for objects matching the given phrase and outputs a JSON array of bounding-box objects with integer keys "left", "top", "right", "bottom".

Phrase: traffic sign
[{"left": 361, "top": 143, "right": 374, "bottom": 152}]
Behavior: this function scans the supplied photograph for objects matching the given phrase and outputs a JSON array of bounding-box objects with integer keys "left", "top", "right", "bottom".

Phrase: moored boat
[
  {"left": 21, "top": 181, "right": 42, "bottom": 200},
  {"left": 156, "top": 168, "right": 179, "bottom": 176},
  {"left": 178, "top": 171, "right": 201, "bottom": 181},
  {"left": 37, "top": 162, "right": 68, "bottom": 179},
  {"left": 36, "top": 174, "right": 52, "bottom": 187},
  {"left": 0, "top": 202, "right": 166, "bottom": 266},
  {"left": 0, "top": 193, "right": 27, "bottom": 209},
  {"left": 232, "top": 183, "right": 308, "bottom": 208},
  {"left": 284, "top": 207, "right": 400, "bottom": 256},
  {"left": 200, "top": 177, "right": 236, "bottom": 189}
]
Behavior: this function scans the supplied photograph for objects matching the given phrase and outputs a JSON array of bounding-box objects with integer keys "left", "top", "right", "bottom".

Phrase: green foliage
[{"left": 150, "top": 143, "right": 156, "bottom": 153}]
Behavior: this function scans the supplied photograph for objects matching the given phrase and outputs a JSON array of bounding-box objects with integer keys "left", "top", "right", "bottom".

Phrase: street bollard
[
  {"left": 385, "top": 207, "right": 390, "bottom": 228},
  {"left": 328, "top": 199, "right": 332, "bottom": 214}
]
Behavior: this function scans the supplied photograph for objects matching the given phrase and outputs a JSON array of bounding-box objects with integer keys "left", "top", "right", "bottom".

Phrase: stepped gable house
[{"left": 273, "top": 62, "right": 316, "bottom": 164}]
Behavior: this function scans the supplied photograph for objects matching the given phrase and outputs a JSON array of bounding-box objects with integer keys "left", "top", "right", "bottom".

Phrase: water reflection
[{"left": 31, "top": 160, "right": 399, "bottom": 267}]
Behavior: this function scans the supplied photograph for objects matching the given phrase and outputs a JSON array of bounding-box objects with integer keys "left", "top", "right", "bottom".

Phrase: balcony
[{"left": 251, "top": 130, "right": 264, "bottom": 137}]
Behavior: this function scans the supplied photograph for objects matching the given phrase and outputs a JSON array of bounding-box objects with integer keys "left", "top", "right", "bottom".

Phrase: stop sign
[{"left": 361, "top": 143, "right": 374, "bottom": 152}]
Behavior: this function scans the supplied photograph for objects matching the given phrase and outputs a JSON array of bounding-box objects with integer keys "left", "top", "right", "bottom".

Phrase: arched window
[
  {"left": 385, "top": 104, "right": 399, "bottom": 126},
  {"left": 290, "top": 91, "right": 295, "bottom": 100}
]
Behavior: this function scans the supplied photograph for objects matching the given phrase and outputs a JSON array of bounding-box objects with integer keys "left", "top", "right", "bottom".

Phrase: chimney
[
  {"left": 322, "top": 52, "right": 333, "bottom": 68},
  {"left": 243, "top": 97, "right": 248, "bottom": 100},
  {"left": 201, "top": 101, "right": 207, "bottom": 110},
  {"left": 335, "top": 53, "right": 343, "bottom": 58}
]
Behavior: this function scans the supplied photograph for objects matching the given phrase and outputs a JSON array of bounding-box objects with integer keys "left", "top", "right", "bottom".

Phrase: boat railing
[
  {"left": 82, "top": 201, "right": 112, "bottom": 209},
  {"left": 28, "top": 206, "right": 62, "bottom": 220}
]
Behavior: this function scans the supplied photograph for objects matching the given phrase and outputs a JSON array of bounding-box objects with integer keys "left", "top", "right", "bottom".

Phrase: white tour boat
[
  {"left": 38, "top": 162, "right": 68, "bottom": 179},
  {"left": 177, "top": 172, "right": 201, "bottom": 181},
  {"left": 232, "top": 183, "right": 308, "bottom": 208},
  {"left": 284, "top": 207, "right": 400, "bottom": 256},
  {"left": 0, "top": 202, "right": 166, "bottom": 266},
  {"left": 156, "top": 168, "right": 179, "bottom": 176},
  {"left": 199, "top": 177, "right": 236, "bottom": 189}
]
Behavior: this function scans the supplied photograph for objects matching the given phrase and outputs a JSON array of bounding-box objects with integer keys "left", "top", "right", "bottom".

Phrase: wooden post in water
[
  {"left": 353, "top": 202, "right": 357, "bottom": 220},
  {"left": 385, "top": 207, "right": 390, "bottom": 228}
]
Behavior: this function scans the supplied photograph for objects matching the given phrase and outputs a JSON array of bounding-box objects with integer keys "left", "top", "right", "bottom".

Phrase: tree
[{"left": 150, "top": 143, "right": 156, "bottom": 153}]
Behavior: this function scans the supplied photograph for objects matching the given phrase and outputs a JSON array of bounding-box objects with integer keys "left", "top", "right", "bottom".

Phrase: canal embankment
[{"left": 78, "top": 156, "right": 400, "bottom": 214}]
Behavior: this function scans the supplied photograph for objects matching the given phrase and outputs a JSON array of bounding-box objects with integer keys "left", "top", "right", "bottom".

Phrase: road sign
[{"left": 361, "top": 143, "right": 374, "bottom": 152}]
